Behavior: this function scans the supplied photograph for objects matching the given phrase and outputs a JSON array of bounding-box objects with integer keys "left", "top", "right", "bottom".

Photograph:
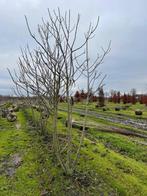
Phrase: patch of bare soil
[
  {"left": 15, "top": 123, "right": 21, "bottom": 130},
  {"left": 67, "top": 108, "right": 147, "bottom": 130},
  {"left": 0, "top": 154, "right": 22, "bottom": 177}
]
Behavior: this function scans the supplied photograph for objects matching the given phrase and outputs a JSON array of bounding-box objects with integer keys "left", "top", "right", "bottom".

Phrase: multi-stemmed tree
[{"left": 8, "top": 8, "right": 110, "bottom": 175}]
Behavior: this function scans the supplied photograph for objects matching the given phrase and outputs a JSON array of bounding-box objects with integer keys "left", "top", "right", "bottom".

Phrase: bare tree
[
  {"left": 73, "top": 30, "right": 111, "bottom": 169},
  {"left": 8, "top": 8, "right": 110, "bottom": 175}
]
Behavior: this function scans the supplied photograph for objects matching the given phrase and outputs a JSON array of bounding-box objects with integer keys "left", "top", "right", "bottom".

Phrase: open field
[
  {"left": 0, "top": 102, "right": 147, "bottom": 195},
  {"left": 1, "top": 1, "right": 147, "bottom": 195}
]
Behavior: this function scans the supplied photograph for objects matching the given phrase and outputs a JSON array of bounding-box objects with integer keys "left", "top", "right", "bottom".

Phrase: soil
[{"left": 0, "top": 154, "right": 22, "bottom": 177}]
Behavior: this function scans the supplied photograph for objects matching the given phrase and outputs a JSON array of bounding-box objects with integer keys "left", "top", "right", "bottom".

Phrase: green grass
[
  {"left": 87, "top": 129, "right": 147, "bottom": 162},
  {"left": 0, "top": 112, "right": 40, "bottom": 195},
  {"left": 0, "top": 107, "right": 147, "bottom": 195},
  {"left": 78, "top": 140, "right": 147, "bottom": 195},
  {"left": 58, "top": 110, "right": 147, "bottom": 195}
]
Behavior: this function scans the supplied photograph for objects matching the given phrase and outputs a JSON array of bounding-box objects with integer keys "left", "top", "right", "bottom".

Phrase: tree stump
[
  {"left": 7, "top": 113, "right": 17, "bottom": 122},
  {"left": 135, "top": 110, "right": 143, "bottom": 115},
  {"left": 115, "top": 107, "right": 121, "bottom": 111},
  {"left": 65, "top": 120, "right": 89, "bottom": 130}
]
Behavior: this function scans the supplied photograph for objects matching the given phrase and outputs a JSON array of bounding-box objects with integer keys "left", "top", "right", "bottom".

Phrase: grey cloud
[{"left": 0, "top": 0, "right": 147, "bottom": 95}]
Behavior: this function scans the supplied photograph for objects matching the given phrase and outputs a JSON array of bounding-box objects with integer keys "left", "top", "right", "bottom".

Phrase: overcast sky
[{"left": 0, "top": 0, "right": 147, "bottom": 95}]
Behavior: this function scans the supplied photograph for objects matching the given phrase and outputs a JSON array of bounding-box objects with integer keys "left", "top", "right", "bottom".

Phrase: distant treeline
[
  {"left": 1, "top": 90, "right": 147, "bottom": 105},
  {"left": 109, "top": 92, "right": 147, "bottom": 105},
  {"left": 60, "top": 89, "right": 147, "bottom": 105}
]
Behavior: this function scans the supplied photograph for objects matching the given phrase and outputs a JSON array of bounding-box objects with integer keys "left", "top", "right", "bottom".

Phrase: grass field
[{"left": 0, "top": 102, "right": 147, "bottom": 195}]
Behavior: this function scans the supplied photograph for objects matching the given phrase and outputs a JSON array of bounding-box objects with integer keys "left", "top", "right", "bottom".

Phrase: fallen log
[
  {"left": 99, "top": 127, "right": 147, "bottom": 138},
  {"left": 65, "top": 120, "right": 147, "bottom": 138},
  {"left": 65, "top": 120, "right": 89, "bottom": 130}
]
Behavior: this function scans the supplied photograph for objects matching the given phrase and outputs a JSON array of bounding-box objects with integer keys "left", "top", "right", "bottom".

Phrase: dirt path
[
  {"left": 61, "top": 108, "right": 147, "bottom": 130},
  {"left": 60, "top": 108, "right": 147, "bottom": 140}
]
